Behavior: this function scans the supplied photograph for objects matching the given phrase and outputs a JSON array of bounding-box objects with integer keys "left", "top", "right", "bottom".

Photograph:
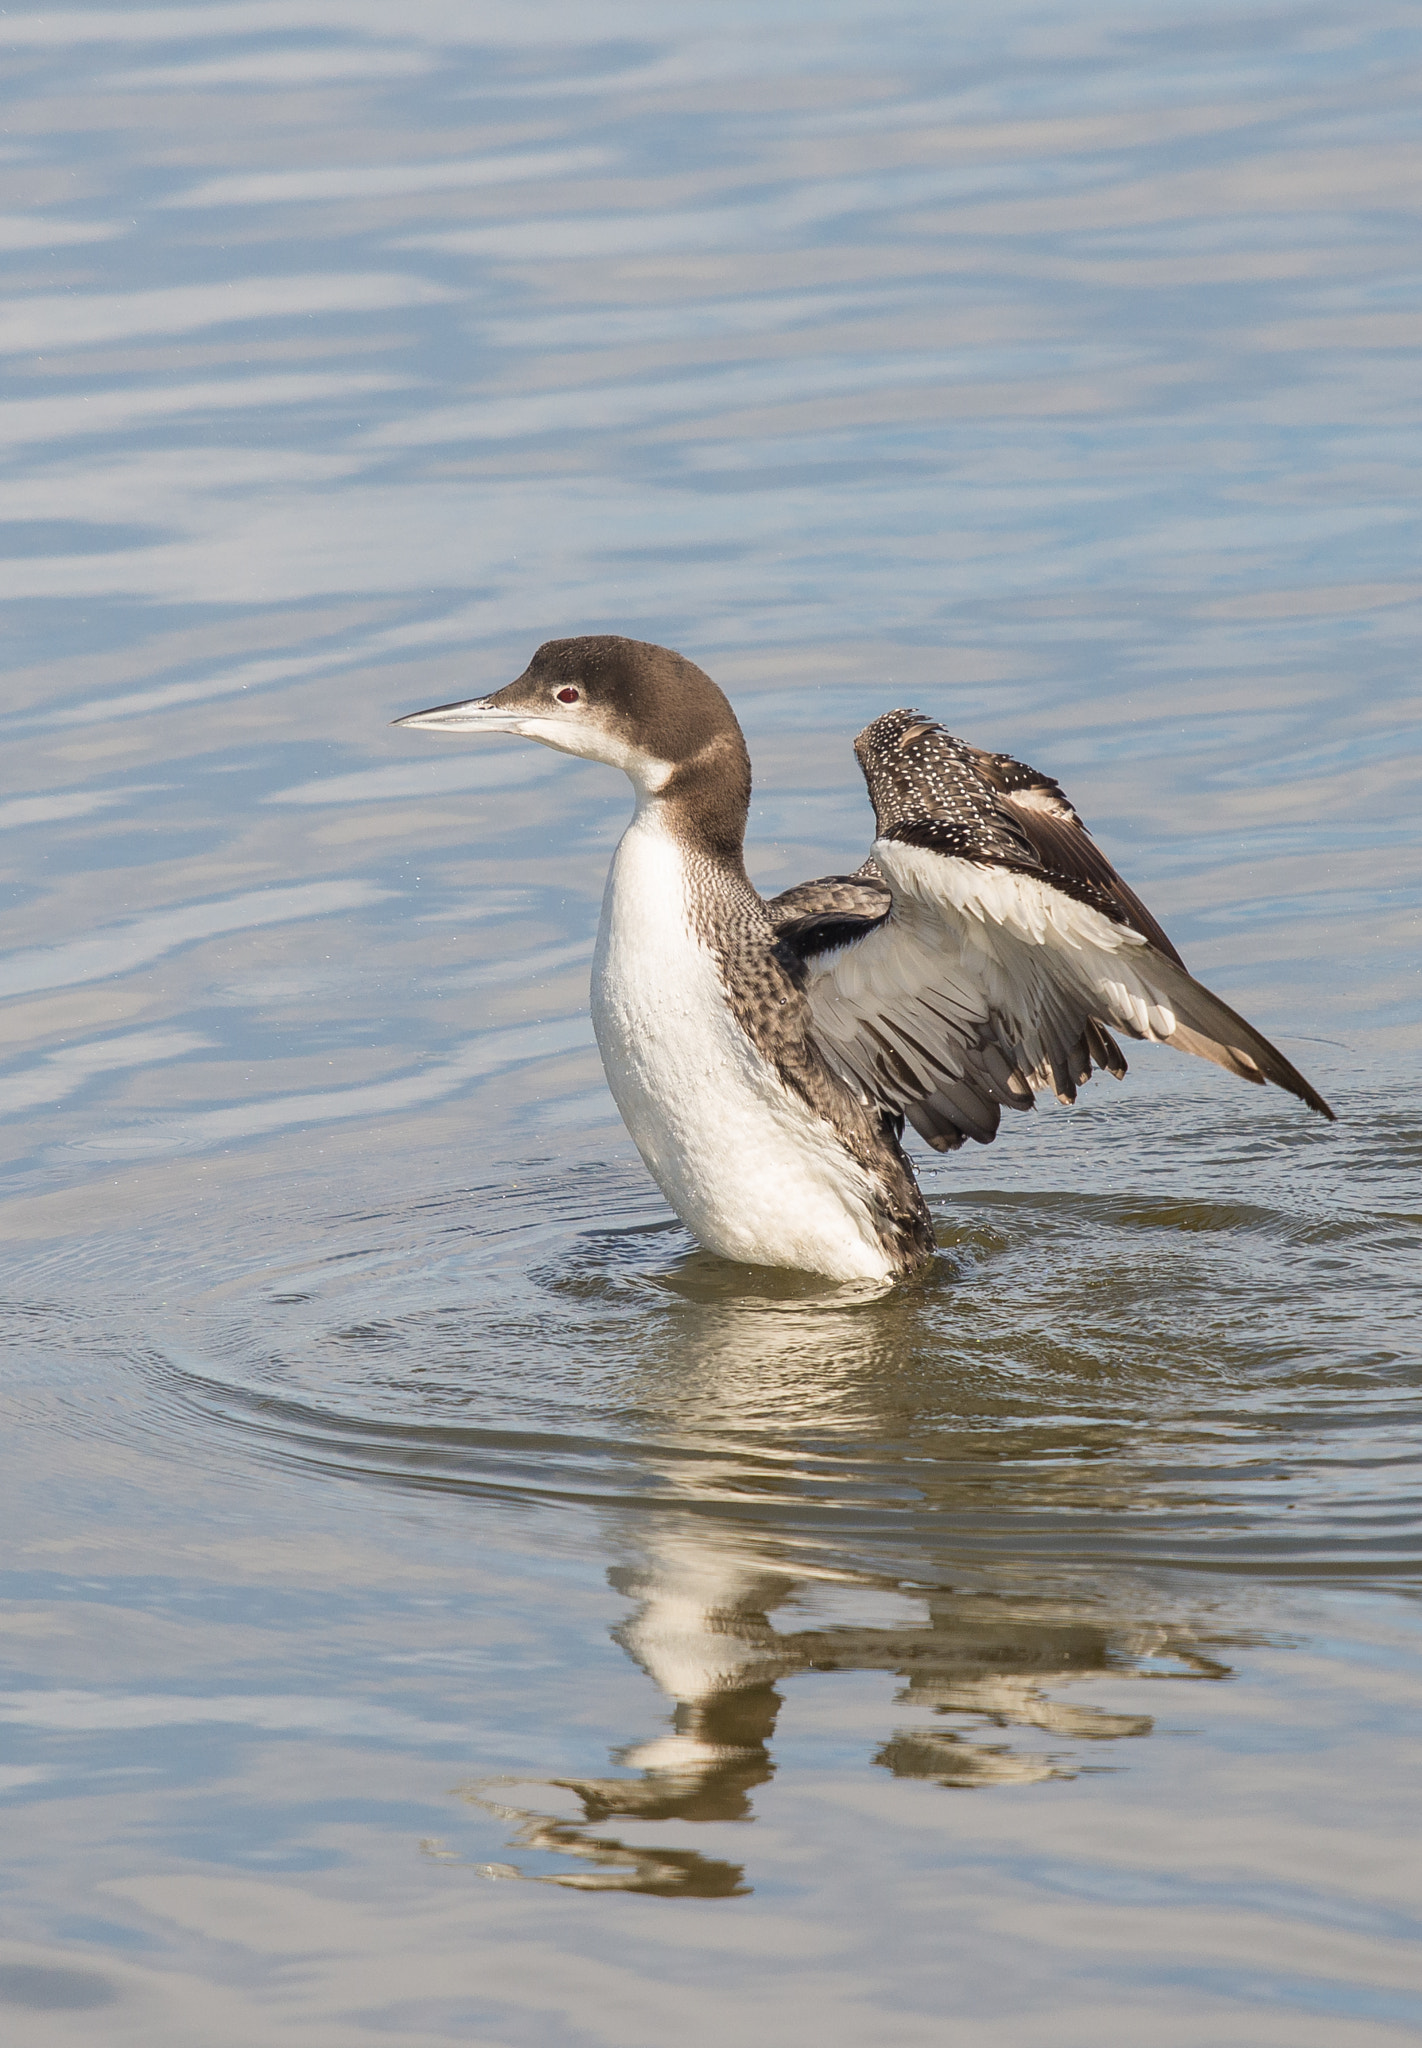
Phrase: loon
[{"left": 396, "top": 635, "right": 1334, "bottom": 1283}]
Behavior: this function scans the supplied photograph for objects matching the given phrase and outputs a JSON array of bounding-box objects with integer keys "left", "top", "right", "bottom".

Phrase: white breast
[{"left": 589, "top": 806, "right": 895, "bottom": 1282}]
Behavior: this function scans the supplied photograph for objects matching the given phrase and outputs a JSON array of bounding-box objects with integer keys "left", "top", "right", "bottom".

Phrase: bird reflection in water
[
  {"left": 441, "top": 1527, "right": 1229, "bottom": 1896},
  {"left": 433, "top": 1265, "right": 1237, "bottom": 1895}
]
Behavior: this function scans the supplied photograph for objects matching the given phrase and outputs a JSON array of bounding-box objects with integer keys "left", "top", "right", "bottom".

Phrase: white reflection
[
  {"left": 0, "top": 1689, "right": 455, "bottom": 1742},
  {"left": 166, "top": 149, "right": 610, "bottom": 210},
  {"left": 0, "top": 790, "right": 128, "bottom": 831},
  {"left": 0, "top": 1029, "right": 209, "bottom": 1117},
  {"left": 0, "top": 216, "right": 122, "bottom": 251},
  {"left": 20, "top": 596, "right": 437, "bottom": 729},
  {"left": 0, "top": 1765, "right": 53, "bottom": 1794},
  {"left": 0, "top": 880, "right": 392, "bottom": 1000},
  {"left": 398, "top": 164, "right": 985, "bottom": 264},
  {"left": 266, "top": 751, "right": 556, "bottom": 806},
  {"left": 482, "top": 287, "right": 866, "bottom": 348},
  {"left": 1, "top": 275, "right": 452, "bottom": 357},
  {"left": 77, "top": 1017, "right": 591, "bottom": 1158},
  {"left": 104, "top": 48, "right": 436, "bottom": 89},
  {"left": 38, "top": 648, "right": 365, "bottom": 729},
  {"left": 0, "top": 373, "right": 406, "bottom": 456}
]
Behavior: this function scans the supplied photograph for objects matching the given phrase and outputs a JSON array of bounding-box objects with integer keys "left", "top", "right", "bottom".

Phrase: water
[{"left": 2, "top": 0, "right": 1420, "bottom": 2039}]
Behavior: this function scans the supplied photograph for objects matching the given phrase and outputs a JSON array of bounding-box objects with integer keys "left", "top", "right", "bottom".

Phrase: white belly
[{"left": 589, "top": 811, "right": 894, "bottom": 1282}]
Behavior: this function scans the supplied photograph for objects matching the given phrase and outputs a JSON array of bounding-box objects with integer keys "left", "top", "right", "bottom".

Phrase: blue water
[{"left": 1, "top": 2, "right": 1420, "bottom": 2042}]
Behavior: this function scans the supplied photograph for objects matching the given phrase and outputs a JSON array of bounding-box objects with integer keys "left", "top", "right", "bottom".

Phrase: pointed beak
[{"left": 392, "top": 694, "right": 525, "bottom": 735}]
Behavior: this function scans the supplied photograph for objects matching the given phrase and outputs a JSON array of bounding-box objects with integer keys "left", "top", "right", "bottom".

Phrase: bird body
[
  {"left": 396, "top": 636, "right": 1332, "bottom": 1281},
  {"left": 592, "top": 802, "right": 903, "bottom": 1279}
]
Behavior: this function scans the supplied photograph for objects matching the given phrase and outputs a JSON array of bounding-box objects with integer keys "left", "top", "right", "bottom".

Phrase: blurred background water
[{"left": 1, "top": 1, "right": 1420, "bottom": 2041}]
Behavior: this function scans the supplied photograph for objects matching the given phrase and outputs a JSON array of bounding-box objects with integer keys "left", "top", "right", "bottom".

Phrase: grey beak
[{"left": 392, "top": 695, "right": 524, "bottom": 734}]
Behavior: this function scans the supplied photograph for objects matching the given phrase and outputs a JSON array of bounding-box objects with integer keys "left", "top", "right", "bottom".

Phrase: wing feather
[
  {"left": 963, "top": 745, "right": 1184, "bottom": 963},
  {"left": 782, "top": 710, "right": 1335, "bottom": 1149}
]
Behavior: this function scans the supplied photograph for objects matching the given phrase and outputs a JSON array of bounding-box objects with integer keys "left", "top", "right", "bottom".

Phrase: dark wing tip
[
  {"left": 1280, "top": 1067, "right": 1337, "bottom": 1122},
  {"left": 1148, "top": 954, "right": 1337, "bottom": 1121},
  {"left": 1238, "top": 1024, "right": 1336, "bottom": 1120}
]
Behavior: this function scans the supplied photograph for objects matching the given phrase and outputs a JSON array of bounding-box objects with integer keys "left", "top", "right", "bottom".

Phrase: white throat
[{"left": 510, "top": 716, "right": 676, "bottom": 796}]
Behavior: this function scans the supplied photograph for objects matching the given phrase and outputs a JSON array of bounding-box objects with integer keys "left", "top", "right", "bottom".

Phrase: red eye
[{"left": 556, "top": 686, "right": 579, "bottom": 704}]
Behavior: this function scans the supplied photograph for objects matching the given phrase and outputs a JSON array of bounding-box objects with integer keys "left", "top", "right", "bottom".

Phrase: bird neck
[{"left": 649, "top": 725, "right": 752, "bottom": 873}]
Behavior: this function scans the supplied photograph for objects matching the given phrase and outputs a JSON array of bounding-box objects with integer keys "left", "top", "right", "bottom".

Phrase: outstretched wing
[
  {"left": 959, "top": 743, "right": 1184, "bottom": 964},
  {"left": 775, "top": 710, "right": 1334, "bottom": 1152}
]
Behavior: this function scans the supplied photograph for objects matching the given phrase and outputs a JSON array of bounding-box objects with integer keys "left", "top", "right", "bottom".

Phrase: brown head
[{"left": 396, "top": 635, "right": 751, "bottom": 859}]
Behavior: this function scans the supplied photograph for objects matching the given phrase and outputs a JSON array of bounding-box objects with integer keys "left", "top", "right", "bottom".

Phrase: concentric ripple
[{"left": 11, "top": 1092, "right": 1415, "bottom": 1591}]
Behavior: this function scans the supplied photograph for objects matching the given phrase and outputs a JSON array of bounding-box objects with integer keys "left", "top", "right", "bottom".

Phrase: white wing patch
[
  {"left": 798, "top": 835, "right": 1328, "bottom": 1150},
  {"left": 881, "top": 840, "right": 1177, "bottom": 1037}
]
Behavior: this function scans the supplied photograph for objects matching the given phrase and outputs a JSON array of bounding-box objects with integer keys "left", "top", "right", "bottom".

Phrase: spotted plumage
[
  {"left": 682, "top": 851, "right": 934, "bottom": 1270},
  {"left": 396, "top": 637, "right": 1334, "bottom": 1282}
]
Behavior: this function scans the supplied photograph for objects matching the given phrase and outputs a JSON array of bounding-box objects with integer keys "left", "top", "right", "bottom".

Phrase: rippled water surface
[{"left": 2, "top": 2, "right": 1421, "bottom": 2041}]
